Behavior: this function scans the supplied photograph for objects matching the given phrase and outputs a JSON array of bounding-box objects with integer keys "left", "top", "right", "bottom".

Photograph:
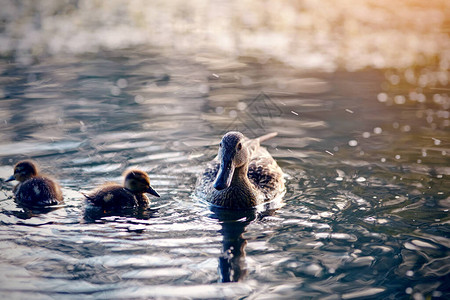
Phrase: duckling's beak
[
  {"left": 5, "top": 175, "right": 15, "bottom": 182},
  {"left": 213, "top": 159, "right": 234, "bottom": 190},
  {"left": 147, "top": 186, "right": 160, "bottom": 197}
]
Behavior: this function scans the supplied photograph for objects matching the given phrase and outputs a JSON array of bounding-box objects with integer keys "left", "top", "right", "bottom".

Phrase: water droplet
[
  {"left": 117, "top": 78, "right": 128, "bottom": 89},
  {"left": 362, "top": 132, "right": 371, "bottom": 138},
  {"left": 345, "top": 109, "right": 354, "bottom": 114},
  {"left": 237, "top": 102, "right": 247, "bottom": 111},
  {"left": 110, "top": 86, "right": 121, "bottom": 96},
  {"left": 405, "top": 287, "right": 413, "bottom": 294},
  {"left": 291, "top": 110, "right": 299, "bottom": 116},
  {"left": 404, "top": 69, "right": 415, "bottom": 84},
  {"left": 377, "top": 93, "right": 388, "bottom": 102},
  {"left": 395, "top": 155, "right": 401, "bottom": 160},
  {"left": 418, "top": 74, "right": 428, "bottom": 87},
  {"left": 417, "top": 93, "right": 426, "bottom": 103},
  {"left": 134, "top": 95, "right": 144, "bottom": 104},
  {"left": 401, "top": 125, "right": 411, "bottom": 132},
  {"left": 432, "top": 138, "right": 441, "bottom": 145},
  {"left": 381, "top": 158, "right": 386, "bottom": 162},
  {"left": 433, "top": 94, "right": 442, "bottom": 104},
  {"left": 348, "top": 140, "right": 358, "bottom": 147},
  {"left": 389, "top": 74, "right": 400, "bottom": 85},
  {"left": 394, "top": 95, "right": 406, "bottom": 104},
  {"left": 215, "top": 106, "right": 224, "bottom": 114},
  {"left": 229, "top": 110, "right": 237, "bottom": 118},
  {"left": 373, "top": 127, "right": 382, "bottom": 134}
]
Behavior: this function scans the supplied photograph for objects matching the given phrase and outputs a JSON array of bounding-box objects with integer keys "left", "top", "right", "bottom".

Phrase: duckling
[
  {"left": 85, "top": 169, "right": 160, "bottom": 209},
  {"left": 196, "top": 131, "right": 285, "bottom": 209},
  {"left": 6, "top": 160, "right": 63, "bottom": 206}
]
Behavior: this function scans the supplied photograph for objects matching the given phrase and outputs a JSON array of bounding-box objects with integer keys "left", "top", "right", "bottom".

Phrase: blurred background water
[{"left": 0, "top": 0, "right": 449, "bottom": 299}]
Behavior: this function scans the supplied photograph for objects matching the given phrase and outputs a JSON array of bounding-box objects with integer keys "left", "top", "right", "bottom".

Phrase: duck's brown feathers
[
  {"left": 85, "top": 183, "right": 149, "bottom": 209},
  {"left": 196, "top": 132, "right": 285, "bottom": 209},
  {"left": 7, "top": 160, "right": 63, "bottom": 206}
]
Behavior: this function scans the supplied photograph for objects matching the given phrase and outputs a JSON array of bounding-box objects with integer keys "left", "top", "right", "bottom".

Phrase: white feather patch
[
  {"left": 103, "top": 193, "right": 113, "bottom": 202},
  {"left": 33, "top": 185, "right": 41, "bottom": 195}
]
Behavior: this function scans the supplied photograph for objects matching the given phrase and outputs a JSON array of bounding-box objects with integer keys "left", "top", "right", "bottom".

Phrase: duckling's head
[
  {"left": 6, "top": 160, "right": 39, "bottom": 183},
  {"left": 213, "top": 131, "right": 249, "bottom": 190},
  {"left": 123, "top": 169, "right": 160, "bottom": 197}
]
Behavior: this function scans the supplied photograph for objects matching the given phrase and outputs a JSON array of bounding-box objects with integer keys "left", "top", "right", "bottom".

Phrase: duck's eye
[
  {"left": 237, "top": 143, "right": 242, "bottom": 150},
  {"left": 219, "top": 143, "right": 222, "bottom": 148}
]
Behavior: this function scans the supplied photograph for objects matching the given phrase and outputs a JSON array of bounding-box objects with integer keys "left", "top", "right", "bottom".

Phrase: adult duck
[{"left": 196, "top": 131, "right": 285, "bottom": 209}]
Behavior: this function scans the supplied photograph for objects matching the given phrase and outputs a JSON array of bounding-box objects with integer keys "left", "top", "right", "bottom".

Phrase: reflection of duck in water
[
  {"left": 213, "top": 208, "right": 253, "bottom": 282},
  {"left": 196, "top": 131, "right": 285, "bottom": 209},
  {"left": 85, "top": 169, "right": 160, "bottom": 209},
  {"left": 6, "top": 160, "right": 63, "bottom": 206},
  {"left": 212, "top": 207, "right": 278, "bottom": 282}
]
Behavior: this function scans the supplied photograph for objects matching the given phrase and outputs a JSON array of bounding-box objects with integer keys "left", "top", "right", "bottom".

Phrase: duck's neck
[
  {"left": 130, "top": 191, "right": 149, "bottom": 206},
  {"left": 210, "top": 163, "right": 259, "bottom": 209},
  {"left": 231, "top": 164, "right": 250, "bottom": 186},
  {"left": 226, "top": 163, "right": 259, "bottom": 208}
]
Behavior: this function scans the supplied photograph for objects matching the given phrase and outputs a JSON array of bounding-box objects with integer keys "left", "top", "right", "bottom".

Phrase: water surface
[{"left": 0, "top": 48, "right": 448, "bottom": 299}]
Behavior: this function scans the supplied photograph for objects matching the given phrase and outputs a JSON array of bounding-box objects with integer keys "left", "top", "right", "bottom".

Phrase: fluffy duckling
[
  {"left": 85, "top": 169, "right": 160, "bottom": 209},
  {"left": 6, "top": 160, "right": 63, "bottom": 206},
  {"left": 196, "top": 131, "right": 285, "bottom": 209}
]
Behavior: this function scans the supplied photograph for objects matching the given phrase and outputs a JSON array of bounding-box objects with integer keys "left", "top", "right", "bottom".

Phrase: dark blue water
[{"left": 0, "top": 49, "right": 448, "bottom": 299}]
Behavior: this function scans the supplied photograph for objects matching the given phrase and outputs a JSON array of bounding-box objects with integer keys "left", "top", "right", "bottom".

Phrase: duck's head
[
  {"left": 213, "top": 131, "right": 249, "bottom": 190},
  {"left": 6, "top": 160, "right": 39, "bottom": 183},
  {"left": 123, "top": 169, "right": 160, "bottom": 197}
]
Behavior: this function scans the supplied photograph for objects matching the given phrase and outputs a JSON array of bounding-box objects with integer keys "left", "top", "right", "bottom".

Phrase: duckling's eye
[
  {"left": 237, "top": 143, "right": 242, "bottom": 150},
  {"left": 219, "top": 143, "right": 222, "bottom": 148}
]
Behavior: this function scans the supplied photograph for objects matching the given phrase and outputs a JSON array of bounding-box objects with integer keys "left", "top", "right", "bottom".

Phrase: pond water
[{"left": 0, "top": 48, "right": 448, "bottom": 299}]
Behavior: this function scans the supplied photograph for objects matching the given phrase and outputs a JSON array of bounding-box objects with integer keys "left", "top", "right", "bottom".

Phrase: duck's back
[
  {"left": 247, "top": 146, "right": 285, "bottom": 200},
  {"left": 86, "top": 184, "right": 142, "bottom": 208},
  {"left": 15, "top": 176, "right": 63, "bottom": 206}
]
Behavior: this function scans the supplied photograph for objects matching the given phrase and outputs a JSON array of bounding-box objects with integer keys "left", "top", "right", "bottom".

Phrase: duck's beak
[
  {"left": 213, "top": 158, "right": 234, "bottom": 191},
  {"left": 5, "top": 175, "right": 15, "bottom": 182},
  {"left": 147, "top": 186, "right": 160, "bottom": 197}
]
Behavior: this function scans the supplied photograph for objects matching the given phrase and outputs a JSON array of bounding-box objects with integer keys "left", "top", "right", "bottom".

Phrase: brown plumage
[
  {"left": 195, "top": 131, "right": 285, "bottom": 209},
  {"left": 85, "top": 169, "right": 160, "bottom": 209},
  {"left": 6, "top": 160, "right": 63, "bottom": 206}
]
